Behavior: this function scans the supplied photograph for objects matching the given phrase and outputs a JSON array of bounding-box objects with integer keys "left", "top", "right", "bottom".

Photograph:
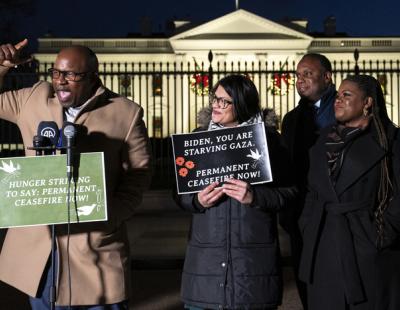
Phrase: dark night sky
[{"left": 13, "top": 0, "right": 400, "bottom": 48}]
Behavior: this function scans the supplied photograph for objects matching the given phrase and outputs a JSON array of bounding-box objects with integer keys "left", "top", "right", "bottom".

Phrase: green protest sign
[{"left": 0, "top": 152, "right": 107, "bottom": 228}]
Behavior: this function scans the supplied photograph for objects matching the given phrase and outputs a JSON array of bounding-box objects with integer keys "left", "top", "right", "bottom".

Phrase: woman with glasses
[
  {"left": 175, "top": 74, "right": 296, "bottom": 310},
  {"left": 299, "top": 75, "right": 400, "bottom": 310}
]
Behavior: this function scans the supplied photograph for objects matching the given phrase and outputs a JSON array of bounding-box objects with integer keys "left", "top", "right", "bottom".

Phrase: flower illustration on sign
[
  {"left": 179, "top": 167, "right": 189, "bottom": 177},
  {"left": 175, "top": 156, "right": 185, "bottom": 166},
  {"left": 175, "top": 156, "right": 196, "bottom": 178},
  {"left": 246, "top": 149, "right": 263, "bottom": 168},
  {"left": 185, "top": 161, "right": 195, "bottom": 169}
]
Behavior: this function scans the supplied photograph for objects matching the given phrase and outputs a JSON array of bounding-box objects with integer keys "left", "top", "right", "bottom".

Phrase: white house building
[{"left": 35, "top": 9, "right": 400, "bottom": 136}]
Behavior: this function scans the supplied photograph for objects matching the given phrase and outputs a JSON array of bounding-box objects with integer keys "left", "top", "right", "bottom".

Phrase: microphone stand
[
  {"left": 49, "top": 146, "right": 57, "bottom": 310},
  {"left": 27, "top": 143, "right": 57, "bottom": 310},
  {"left": 62, "top": 123, "right": 76, "bottom": 308},
  {"left": 30, "top": 123, "right": 76, "bottom": 308}
]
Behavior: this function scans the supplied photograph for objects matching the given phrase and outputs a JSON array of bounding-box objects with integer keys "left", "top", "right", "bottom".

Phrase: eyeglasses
[
  {"left": 209, "top": 94, "right": 233, "bottom": 109},
  {"left": 48, "top": 68, "right": 92, "bottom": 82}
]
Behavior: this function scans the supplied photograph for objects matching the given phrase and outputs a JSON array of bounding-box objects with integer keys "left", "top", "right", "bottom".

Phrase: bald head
[
  {"left": 57, "top": 45, "right": 99, "bottom": 73},
  {"left": 53, "top": 45, "right": 100, "bottom": 108}
]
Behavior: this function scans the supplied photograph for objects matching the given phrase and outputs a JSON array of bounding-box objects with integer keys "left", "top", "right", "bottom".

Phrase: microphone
[
  {"left": 62, "top": 122, "right": 77, "bottom": 180},
  {"left": 36, "top": 121, "right": 60, "bottom": 310},
  {"left": 32, "top": 135, "right": 44, "bottom": 156},
  {"left": 37, "top": 121, "right": 59, "bottom": 155}
]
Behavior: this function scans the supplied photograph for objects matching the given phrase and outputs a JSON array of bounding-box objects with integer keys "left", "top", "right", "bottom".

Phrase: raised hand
[
  {"left": 222, "top": 178, "right": 253, "bottom": 205},
  {"left": 0, "top": 39, "right": 32, "bottom": 68},
  {"left": 197, "top": 182, "right": 224, "bottom": 208}
]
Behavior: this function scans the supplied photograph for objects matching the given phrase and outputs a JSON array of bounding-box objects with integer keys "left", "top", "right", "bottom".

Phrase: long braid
[
  {"left": 345, "top": 75, "right": 394, "bottom": 247},
  {"left": 371, "top": 105, "right": 392, "bottom": 247}
]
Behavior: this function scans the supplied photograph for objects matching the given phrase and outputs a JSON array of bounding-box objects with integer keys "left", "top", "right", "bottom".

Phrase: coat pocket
[
  {"left": 190, "top": 209, "right": 224, "bottom": 244},
  {"left": 349, "top": 211, "right": 377, "bottom": 248},
  {"left": 239, "top": 207, "right": 275, "bottom": 244}
]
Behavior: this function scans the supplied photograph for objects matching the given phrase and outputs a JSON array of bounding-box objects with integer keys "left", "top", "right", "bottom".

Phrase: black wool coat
[
  {"left": 280, "top": 85, "right": 336, "bottom": 230},
  {"left": 299, "top": 123, "right": 400, "bottom": 310},
  {"left": 175, "top": 125, "right": 296, "bottom": 310}
]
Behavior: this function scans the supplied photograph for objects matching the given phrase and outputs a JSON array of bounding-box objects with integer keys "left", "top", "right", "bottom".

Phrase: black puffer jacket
[{"left": 175, "top": 110, "right": 297, "bottom": 309}]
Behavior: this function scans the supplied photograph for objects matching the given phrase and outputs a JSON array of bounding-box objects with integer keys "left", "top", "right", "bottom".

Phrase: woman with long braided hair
[{"left": 298, "top": 74, "right": 400, "bottom": 310}]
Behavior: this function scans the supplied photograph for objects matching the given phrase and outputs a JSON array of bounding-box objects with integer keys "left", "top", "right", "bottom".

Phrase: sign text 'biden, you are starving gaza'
[{"left": 171, "top": 123, "right": 272, "bottom": 194}]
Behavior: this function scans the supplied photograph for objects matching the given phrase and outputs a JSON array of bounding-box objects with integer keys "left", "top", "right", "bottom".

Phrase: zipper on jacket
[{"left": 226, "top": 197, "right": 233, "bottom": 308}]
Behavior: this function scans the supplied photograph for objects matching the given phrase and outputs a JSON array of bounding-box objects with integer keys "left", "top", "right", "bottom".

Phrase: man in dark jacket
[{"left": 280, "top": 53, "right": 336, "bottom": 309}]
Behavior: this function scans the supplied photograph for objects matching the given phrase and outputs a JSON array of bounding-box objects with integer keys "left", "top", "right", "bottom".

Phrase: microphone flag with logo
[
  {"left": 37, "top": 121, "right": 59, "bottom": 155},
  {"left": 37, "top": 121, "right": 59, "bottom": 146}
]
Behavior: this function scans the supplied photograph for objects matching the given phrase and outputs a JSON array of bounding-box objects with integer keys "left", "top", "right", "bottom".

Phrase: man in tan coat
[{"left": 0, "top": 39, "right": 152, "bottom": 309}]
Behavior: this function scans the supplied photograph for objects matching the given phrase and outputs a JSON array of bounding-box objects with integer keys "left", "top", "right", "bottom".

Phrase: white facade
[{"left": 35, "top": 9, "right": 400, "bottom": 135}]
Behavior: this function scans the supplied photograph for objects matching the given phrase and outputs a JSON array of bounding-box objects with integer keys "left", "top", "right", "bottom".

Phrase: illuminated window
[
  {"left": 153, "top": 116, "right": 162, "bottom": 138},
  {"left": 153, "top": 74, "right": 162, "bottom": 96}
]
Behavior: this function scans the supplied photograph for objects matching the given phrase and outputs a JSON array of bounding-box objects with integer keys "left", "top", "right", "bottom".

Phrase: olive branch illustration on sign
[
  {"left": 0, "top": 160, "right": 21, "bottom": 174},
  {"left": 0, "top": 160, "right": 22, "bottom": 184},
  {"left": 77, "top": 204, "right": 97, "bottom": 216},
  {"left": 246, "top": 149, "right": 263, "bottom": 168}
]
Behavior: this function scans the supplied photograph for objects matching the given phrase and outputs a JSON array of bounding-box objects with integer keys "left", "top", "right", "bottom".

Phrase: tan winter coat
[{"left": 0, "top": 81, "right": 151, "bottom": 305}]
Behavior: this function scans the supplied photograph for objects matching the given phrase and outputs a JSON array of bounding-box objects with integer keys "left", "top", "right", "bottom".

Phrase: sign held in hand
[
  {"left": 0, "top": 152, "right": 107, "bottom": 228},
  {"left": 171, "top": 123, "right": 272, "bottom": 194}
]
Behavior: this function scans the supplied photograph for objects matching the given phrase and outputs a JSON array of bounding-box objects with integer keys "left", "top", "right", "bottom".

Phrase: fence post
[
  {"left": 354, "top": 48, "right": 360, "bottom": 75},
  {"left": 208, "top": 50, "right": 214, "bottom": 90}
]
